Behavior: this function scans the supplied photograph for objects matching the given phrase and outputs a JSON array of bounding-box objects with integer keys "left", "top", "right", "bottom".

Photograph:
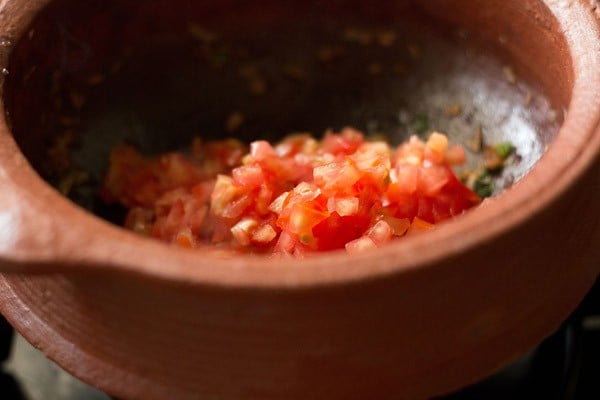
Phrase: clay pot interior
[
  {"left": 1, "top": 1, "right": 598, "bottom": 399},
  {"left": 3, "top": 0, "right": 566, "bottom": 229}
]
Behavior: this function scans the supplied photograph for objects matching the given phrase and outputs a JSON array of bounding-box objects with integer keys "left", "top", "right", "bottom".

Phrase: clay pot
[{"left": 0, "top": 0, "right": 599, "bottom": 399}]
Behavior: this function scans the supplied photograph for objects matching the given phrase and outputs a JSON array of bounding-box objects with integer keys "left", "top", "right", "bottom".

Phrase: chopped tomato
[
  {"left": 252, "top": 224, "right": 278, "bottom": 244},
  {"left": 313, "top": 160, "right": 361, "bottom": 195},
  {"left": 250, "top": 140, "right": 277, "bottom": 161},
  {"left": 322, "top": 127, "right": 364, "bottom": 155},
  {"left": 417, "top": 165, "right": 449, "bottom": 196},
  {"left": 312, "top": 213, "right": 371, "bottom": 251},
  {"left": 102, "top": 130, "right": 481, "bottom": 256},
  {"left": 345, "top": 236, "right": 377, "bottom": 254},
  {"left": 367, "top": 220, "right": 393, "bottom": 245},
  {"left": 286, "top": 203, "right": 328, "bottom": 236},
  {"left": 382, "top": 216, "right": 411, "bottom": 237},
  {"left": 175, "top": 228, "right": 196, "bottom": 248},
  {"left": 232, "top": 165, "right": 265, "bottom": 188},
  {"left": 327, "top": 196, "right": 360, "bottom": 216},
  {"left": 408, "top": 217, "right": 435, "bottom": 234}
]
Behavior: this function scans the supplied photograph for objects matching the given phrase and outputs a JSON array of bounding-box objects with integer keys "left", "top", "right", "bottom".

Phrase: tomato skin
[
  {"left": 312, "top": 213, "right": 371, "bottom": 251},
  {"left": 440, "top": 173, "right": 482, "bottom": 216}
]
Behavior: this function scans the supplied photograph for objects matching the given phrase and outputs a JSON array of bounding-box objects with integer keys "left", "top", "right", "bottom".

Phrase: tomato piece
[
  {"left": 285, "top": 203, "right": 329, "bottom": 237},
  {"left": 345, "top": 236, "right": 377, "bottom": 254},
  {"left": 199, "top": 138, "right": 247, "bottom": 171},
  {"left": 269, "top": 191, "right": 290, "bottom": 214},
  {"left": 424, "top": 132, "right": 448, "bottom": 163},
  {"left": 408, "top": 217, "right": 435, "bottom": 234},
  {"left": 191, "top": 180, "right": 216, "bottom": 203},
  {"left": 417, "top": 165, "right": 449, "bottom": 196},
  {"left": 232, "top": 165, "right": 265, "bottom": 188},
  {"left": 275, "top": 133, "right": 318, "bottom": 157},
  {"left": 367, "top": 220, "right": 393, "bottom": 245},
  {"left": 386, "top": 193, "right": 418, "bottom": 220},
  {"left": 252, "top": 224, "right": 278, "bottom": 244},
  {"left": 184, "top": 200, "right": 208, "bottom": 235},
  {"left": 351, "top": 141, "right": 391, "bottom": 170},
  {"left": 175, "top": 228, "right": 196, "bottom": 248},
  {"left": 312, "top": 212, "right": 370, "bottom": 251},
  {"left": 231, "top": 217, "right": 259, "bottom": 246},
  {"left": 313, "top": 160, "right": 361, "bottom": 195},
  {"left": 224, "top": 193, "right": 254, "bottom": 220},
  {"left": 327, "top": 196, "right": 360, "bottom": 216},
  {"left": 382, "top": 216, "right": 411, "bottom": 237},
  {"left": 152, "top": 198, "right": 185, "bottom": 240},
  {"left": 416, "top": 197, "right": 436, "bottom": 223},
  {"left": 395, "top": 135, "right": 425, "bottom": 166},
  {"left": 157, "top": 152, "right": 204, "bottom": 188},
  {"left": 101, "top": 145, "right": 160, "bottom": 207},
  {"left": 274, "top": 231, "right": 296, "bottom": 254},
  {"left": 255, "top": 184, "right": 274, "bottom": 215},
  {"left": 390, "top": 164, "right": 419, "bottom": 195},
  {"left": 286, "top": 182, "right": 322, "bottom": 204},
  {"left": 210, "top": 175, "right": 249, "bottom": 218},
  {"left": 439, "top": 173, "right": 481, "bottom": 215},
  {"left": 357, "top": 164, "right": 390, "bottom": 191},
  {"left": 250, "top": 140, "right": 277, "bottom": 161},
  {"left": 322, "top": 128, "right": 364, "bottom": 155}
]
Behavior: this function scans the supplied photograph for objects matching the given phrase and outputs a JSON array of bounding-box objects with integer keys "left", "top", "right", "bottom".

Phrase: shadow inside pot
[{"left": 3, "top": 0, "right": 562, "bottom": 228}]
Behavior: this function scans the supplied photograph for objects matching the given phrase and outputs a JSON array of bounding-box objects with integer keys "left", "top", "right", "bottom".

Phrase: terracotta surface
[{"left": 0, "top": 0, "right": 598, "bottom": 399}]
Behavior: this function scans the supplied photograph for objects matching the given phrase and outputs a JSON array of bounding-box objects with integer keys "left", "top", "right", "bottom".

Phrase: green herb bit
[
  {"left": 415, "top": 115, "right": 429, "bottom": 134},
  {"left": 494, "top": 142, "right": 515, "bottom": 159},
  {"left": 474, "top": 172, "right": 494, "bottom": 198}
]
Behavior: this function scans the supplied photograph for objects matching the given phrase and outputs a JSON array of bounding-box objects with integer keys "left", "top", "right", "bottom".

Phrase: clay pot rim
[{"left": 1, "top": 0, "right": 599, "bottom": 289}]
